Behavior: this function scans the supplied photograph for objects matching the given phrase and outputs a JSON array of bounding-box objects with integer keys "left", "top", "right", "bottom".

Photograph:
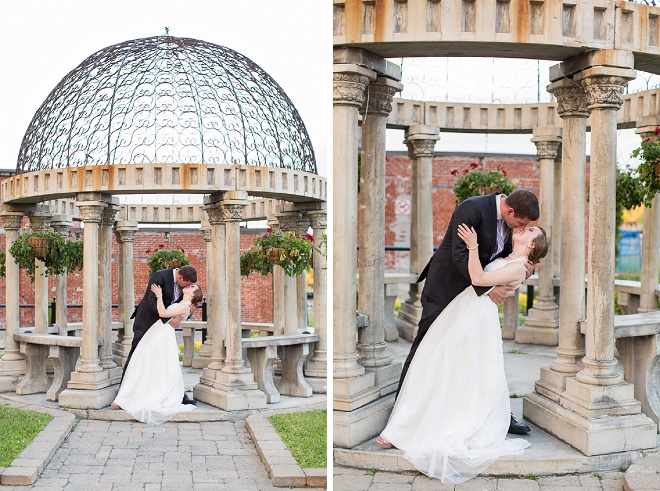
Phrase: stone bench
[
  {"left": 242, "top": 333, "right": 320, "bottom": 404},
  {"left": 13, "top": 333, "right": 103, "bottom": 401},
  {"left": 580, "top": 311, "right": 660, "bottom": 430},
  {"left": 180, "top": 321, "right": 278, "bottom": 367}
]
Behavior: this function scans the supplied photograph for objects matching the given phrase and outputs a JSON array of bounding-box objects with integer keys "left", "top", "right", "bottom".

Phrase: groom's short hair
[
  {"left": 505, "top": 190, "right": 539, "bottom": 221},
  {"left": 178, "top": 265, "right": 197, "bottom": 282}
]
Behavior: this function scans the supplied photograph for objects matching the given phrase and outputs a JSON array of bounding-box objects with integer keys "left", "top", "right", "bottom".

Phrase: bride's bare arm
[
  {"left": 457, "top": 223, "right": 526, "bottom": 287},
  {"left": 150, "top": 284, "right": 190, "bottom": 317}
]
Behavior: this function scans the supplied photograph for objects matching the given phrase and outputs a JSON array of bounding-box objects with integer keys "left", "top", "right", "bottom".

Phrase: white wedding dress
[
  {"left": 114, "top": 302, "right": 195, "bottom": 424},
  {"left": 381, "top": 258, "right": 529, "bottom": 484}
]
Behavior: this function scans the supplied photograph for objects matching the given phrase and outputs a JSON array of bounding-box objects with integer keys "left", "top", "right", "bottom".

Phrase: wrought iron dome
[{"left": 17, "top": 35, "right": 316, "bottom": 175}]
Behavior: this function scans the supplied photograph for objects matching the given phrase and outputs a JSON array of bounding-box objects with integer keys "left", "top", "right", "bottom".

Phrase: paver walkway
[
  {"left": 0, "top": 419, "right": 322, "bottom": 491},
  {"left": 334, "top": 465, "right": 627, "bottom": 491}
]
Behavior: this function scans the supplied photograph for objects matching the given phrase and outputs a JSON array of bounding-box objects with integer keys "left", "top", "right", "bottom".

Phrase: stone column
[
  {"left": 333, "top": 64, "right": 375, "bottom": 384},
  {"left": 99, "top": 205, "right": 119, "bottom": 370},
  {"left": 192, "top": 222, "right": 215, "bottom": 369},
  {"left": 194, "top": 193, "right": 265, "bottom": 410},
  {"left": 297, "top": 216, "right": 310, "bottom": 330},
  {"left": 635, "top": 126, "right": 660, "bottom": 314},
  {"left": 0, "top": 212, "right": 26, "bottom": 392},
  {"left": 60, "top": 195, "right": 119, "bottom": 409},
  {"left": 305, "top": 210, "right": 328, "bottom": 384},
  {"left": 113, "top": 221, "right": 138, "bottom": 366},
  {"left": 395, "top": 125, "right": 440, "bottom": 342},
  {"left": 357, "top": 77, "right": 401, "bottom": 370},
  {"left": 29, "top": 213, "right": 52, "bottom": 334},
  {"left": 531, "top": 80, "right": 590, "bottom": 404},
  {"left": 516, "top": 129, "right": 561, "bottom": 345},
  {"left": 275, "top": 211, "right": 303, "bottom": 334},
  {"left": 525, "top": 53, "right": 656, "bottom": 456},
  {"left": 553, "top": 153, "right": 562, "bottom": 278},
  {"left": 268, "top": 216, "right": 285, "bottom": 335},
  {"left": 51, "top": 218, "right": 72, "bottom": 334}
]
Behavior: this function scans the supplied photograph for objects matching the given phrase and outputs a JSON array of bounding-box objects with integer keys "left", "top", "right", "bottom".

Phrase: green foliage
[
  {"left": 518, "top": 474, "right": 538, "bottom": 481},
  {"left": 9, "top": 230, "right": 70, "bottom": 282},
  {"left": 452, "top": 163, "right": 515, "bottom": 205},
  {"left": 268, "top": 409, "right": 326, "bottom": 468},
  {"left": 240, "top": 228, "right": 314, "bottom": 278},
  {"left": 593, "top": 472, "right": 604, "bottom": 480},
  {"left": 65, "top": 240, "right": 84, "bottom": 272},
  {"left": 619, "top": 466, "right": 629, "bottom": 473},
  {"left": 0, "top": 251, "right": 5, "bottom": 278},
  {"left": 631, "top": 129, "right": 660, "bottom": 207},
  {"left": 146, "top": 245, "right": 190, "bottom": 276},
  {"left": 0, "top": 405, "right": 53, "bottom": 467}
]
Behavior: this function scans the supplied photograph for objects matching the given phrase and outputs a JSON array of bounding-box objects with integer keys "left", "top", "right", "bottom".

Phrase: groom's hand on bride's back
[
  {"left": 486, "top": 285, "right": 514, "bottom": 304},
  {"left": 524, "top": 260, "right": 535, "bottom": 280}
]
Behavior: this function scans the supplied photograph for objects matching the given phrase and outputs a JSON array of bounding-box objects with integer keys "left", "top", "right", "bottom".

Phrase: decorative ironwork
[{"left": 17, "top": 35, "right": 316, "bottom": 175}]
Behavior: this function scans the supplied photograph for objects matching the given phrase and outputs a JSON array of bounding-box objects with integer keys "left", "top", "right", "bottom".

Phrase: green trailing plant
[
  {"left": 0, "top": 251, "right": 5, "bottom": 278},
  {"left": 452, "top": 163, "right": 515, "bottom": 205},
  {"left": 240, "top": 228, "right": 314, "bottom": 278},
  {"left": 316, "top": 233, "right": 328, "bottom": 258},
  {"left": 9, "top": 230, "right": 69, "bottom": 282},
  {"left": 631, "top": 127, "right": 660, "bottom": 207},
  {"left": 146, "top": 245, "right": 190, "bottom": 276},
  {"left": 65, "top": 240, "right": 84, "bottom": 272}
]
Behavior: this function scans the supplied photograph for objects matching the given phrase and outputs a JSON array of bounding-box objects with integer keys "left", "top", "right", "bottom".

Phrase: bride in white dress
[
  {"left": 112, "top": 283, "right": 203, "bottom": 424},
  {"left": 378, "top": 223, "right": 549, "bottom": 484}
]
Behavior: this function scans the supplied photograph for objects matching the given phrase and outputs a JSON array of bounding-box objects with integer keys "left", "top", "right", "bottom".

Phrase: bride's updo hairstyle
[
  {"left": 528, "top": 226, "right": 549, "bottom": 264},
  {"left": 190, "top": 285, "right": 203, "bottom": 305}
]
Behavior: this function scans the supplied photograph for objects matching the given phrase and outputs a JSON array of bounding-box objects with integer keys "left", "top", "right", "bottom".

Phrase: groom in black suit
[
  {"left": 122, "top": 265, "right": 198, "bottom": 404},
  {"left": 397, "top": 190, "right": 540, "bottom": 434}
]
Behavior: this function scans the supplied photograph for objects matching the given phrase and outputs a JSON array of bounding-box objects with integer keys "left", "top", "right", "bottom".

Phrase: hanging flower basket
[
  {"left": 163, "top": 260, "right": 183, "bottom": 269},
  {"left": 240, "top": 228, "right": 314, "bottom": 277},
  {"left": 146, "top": 245, "right": 190, "bottom": 276},
  {"left": 26, "top": 236, "right": 51, "bottom": 260},
  {"left": 631, "top": 128, "right": 660, "bottom": 207},
  {"left": 265, "top": 247, "right": 285, "bottom": 264},
  {"left": 451, "top": 163, "right": 515, "bottom": 206}
]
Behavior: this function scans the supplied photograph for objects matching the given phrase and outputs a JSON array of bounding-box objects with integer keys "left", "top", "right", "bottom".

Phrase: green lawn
[
  {"left": 0, "top": 405, "right": 53, "bottom": 467},
  {"left": 268, "top": 409, "right": 326, "bottom": 468}
]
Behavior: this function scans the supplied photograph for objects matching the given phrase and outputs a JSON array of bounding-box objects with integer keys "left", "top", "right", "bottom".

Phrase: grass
[
  {"left": 0, "top": 405, "right": 53, "bottom": 467},
  {"left": 268, "top": 409, "right": 326, "bottom": 468}
]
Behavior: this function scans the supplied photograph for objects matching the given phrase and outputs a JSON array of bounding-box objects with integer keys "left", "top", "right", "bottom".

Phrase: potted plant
[
  {"left": 146, "top": 245, "right": 190, "bottom": 276},
  {"left": 631, "top": 127, "right": 660, "bottom": 207},
  {"left": 451, "top": 163, "right": 515, "bottom": 205},
  {"left": 240, "top": 228, "right": 314, "bottom": 278},
  {"left": 9, "top": 229, "right": 69, "bottom": 282}
]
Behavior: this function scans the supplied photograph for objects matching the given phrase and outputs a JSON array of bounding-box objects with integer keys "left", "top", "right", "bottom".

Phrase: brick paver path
[{"left": 0, "top": 419, "right": 320, "bottom": 491}]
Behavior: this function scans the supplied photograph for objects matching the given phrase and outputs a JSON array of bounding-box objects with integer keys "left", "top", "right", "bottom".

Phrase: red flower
[
  {"left": 146, "top": 249, "right": 152, "bottom": 254},
  {"left": 177, "top": 246, "right": 185, "bottom": 253},
  {"left": 463, "top": 168, "right": 469, "bottom": 175},
  {"left": 654, "top": 127, "right": 660, "bottom": 136},
  {"left": 289, "top": 233, "right": 294, "bottom": 238},
  {"left": 304, "top": 233, "right": 314, "bottom": 242},
  {"left": 501, "top": 170, "right": 507, "bottom": 176},
  {"left": 267, "top": 227, "right": 273, "bottom": 233},
  {"left": 450, "top": 169, "right": 459, "bottom": 176},
  {"left": 470, "top": 162, "right": 478, "bottom": 169},
  {"left": 158, "top": 244, "right": 165, "bottom": 249},
  {"left": 644, "top": 138, "right": 652, "bottom": 142}
]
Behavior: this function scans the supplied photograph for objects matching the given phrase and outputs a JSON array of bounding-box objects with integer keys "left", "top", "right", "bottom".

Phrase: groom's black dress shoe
[
  {"left": 182, "top": 394, "right": 197, "bottom": 405},
  {"left": 508, "top": 415, "right": 530, "bottom": 435}
]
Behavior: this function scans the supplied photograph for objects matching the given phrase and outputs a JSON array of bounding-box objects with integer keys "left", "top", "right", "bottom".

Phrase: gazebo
[{"left": 0, "top": 34, "right": 327, "bottom": 411}]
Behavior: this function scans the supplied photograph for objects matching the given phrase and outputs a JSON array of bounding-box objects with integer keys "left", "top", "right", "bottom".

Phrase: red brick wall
[{"left": 0, "top": 226, "right": 273, "bottom": 328}]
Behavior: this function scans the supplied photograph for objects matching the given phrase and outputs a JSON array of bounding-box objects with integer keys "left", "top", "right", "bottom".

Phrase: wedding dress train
[
  {"left": 381, "top": 258, "right": 529, "bottom": 484},
  {"left": 114, "top": 303, "right": 194, "bottom": 424}
]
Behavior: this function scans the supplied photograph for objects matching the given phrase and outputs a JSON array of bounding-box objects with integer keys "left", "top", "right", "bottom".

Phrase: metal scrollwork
[{"left": 17, "top": 36, "right": 316, "bottom": 175}]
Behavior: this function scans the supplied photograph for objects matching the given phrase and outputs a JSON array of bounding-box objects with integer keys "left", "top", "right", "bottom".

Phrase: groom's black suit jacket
[
  {"left": 396, "top": 193, "right": 513, "bottom": 395},
  {"left": 122, "top": 268, "right": 182, "bottom": 378}
]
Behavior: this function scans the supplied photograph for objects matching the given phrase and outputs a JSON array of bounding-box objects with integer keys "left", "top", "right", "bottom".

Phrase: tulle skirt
[
  {"left": 114, "top": 319, "right": 194, "bottom": 424},
  {"left": 381, "top": 286, "right": 529, "bottom": 484}
]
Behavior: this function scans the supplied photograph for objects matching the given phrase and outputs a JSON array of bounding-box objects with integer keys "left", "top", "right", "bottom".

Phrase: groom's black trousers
[{"left": 395, "top": 292, "right": 445, "bottom": 399}]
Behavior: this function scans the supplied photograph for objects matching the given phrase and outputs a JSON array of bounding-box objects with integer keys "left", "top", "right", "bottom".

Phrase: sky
[{"left": 0, "top": 0, "right": 331, "bottom": 178}]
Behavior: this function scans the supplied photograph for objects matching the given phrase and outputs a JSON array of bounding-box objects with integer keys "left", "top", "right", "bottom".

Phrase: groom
[
  {"left": 398, "top": 189, "right": 540, "bottom": 434},
  {"left": 122, "top": 265, "right": 198, "bottom": 405}
]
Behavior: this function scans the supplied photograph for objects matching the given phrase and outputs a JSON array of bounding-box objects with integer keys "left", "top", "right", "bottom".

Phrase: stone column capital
[
  {"left": 333, "top": 64, "right": 376, "bottom": 108},
  {"left": 574, "top": 67, "right": 636, "bottom": 110},
  {"left": 101, "top": 205, "right": 120, "bottom": 226},
  {"left": 51, "top": 222, "right": 72, "bottom": 237},
  {"left": 28, "top": 213, "right": 53, "bottom": 231},
  {"left": 547, "top": 80, "right": 591, "bottom": 119},
  {"left": 204, "top": 204, "right": 224, "bottom": 226},
  {"left": 532, "top": 140, "right": 561, "bottom": 160},
  {"left": 0, "top": 212, "right": 24, "bottom": 230},
  {"left": 274, "top": 212, "right": 303, "bottom": 232},
  {"left": 360, "top": 77, "right": 403, "bottom": 117},
  {"left": 405, "top": 138, "right": 438, "bottom": 158},
  {"left": 76, "top": 202, "right": 107, "bottom": 223},
  {"left": 307, "top": 211, "right": 328, "bottom": 230},
  {"left": 201, "top": 227, "right": 213, "bottom": 242},
  {"left": 220, "top": 201, "right": 247, "bottom": 222},
  {"left": 114, "top": 227, "right": 137, "bottom": 243}
]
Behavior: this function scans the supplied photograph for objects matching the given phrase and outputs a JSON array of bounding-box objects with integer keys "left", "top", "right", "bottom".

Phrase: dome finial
[{"left": 163, "top": 26, "right": 171, "bottom": 36}]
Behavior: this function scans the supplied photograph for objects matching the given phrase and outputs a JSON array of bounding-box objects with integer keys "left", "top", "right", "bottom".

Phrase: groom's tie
[
  {"left": 173, "top": 281, "right": 180, "bottom": 304},
  {"left": 491, "top": 218, "right": 505, "bottom": 260}
]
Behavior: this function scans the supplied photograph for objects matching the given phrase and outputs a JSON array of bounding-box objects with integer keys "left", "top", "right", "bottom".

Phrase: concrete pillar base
[
  {"left": 395, "top": 315, "right": 418, "bottom": 343},
  {"left": 0, "top": 375, "right": 23, "bottom": 393},
  {"left": 334, "top": 372, "right": 380, "bottom": 412},
  {"left": 111, "top": 342, "right": 131, "bottom": 367},
  {"left": 561, "top": 378, "right": 643, "bottom": 418},
  {"left": 357, "top": 341, "right": 391, "bottom": 368},
  {"left": 65, "top": 367, "right": 123, "bottom": 391},
  {"left": 515, "top": 324, "right": 559, "bottom": 345},
  {"left": 534, "top": 367, "right": 578, "bottom": 403},
  {"left": 365, "top": 362, "right": 402, "bottom": 397},
  {"left": 192, "top": 355, "right": 212, "bottom": 369},
  {"left": 523, "top": 391, "right": 657, "bottom": 456},
  {"left": 0, "top": 358, "right": 26, "bottom": 392},
  {"left": 193, "top": 371, "right": 267, "bottom": 411},
  {"left": 502, "top": 290, "right": 520, "bottom": 340},
  {"left": 334, "top": 392, "right": 395, "bottom": 448},
  {"left": 58, "top": 384, "right": 119, "bottom": 409},
  {"left": 305, "top": 355, "right": 327, "bottom": 379},
  {"left": 305, "top": 376, "right": 327, "bottom": 394}
]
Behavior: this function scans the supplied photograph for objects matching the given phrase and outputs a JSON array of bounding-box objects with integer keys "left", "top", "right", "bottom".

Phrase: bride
[
  {"left": 112, "top": 283, "right": 203, "bottom": 424},
  {"left": 377, "top": 223, "right": 549, "bottom": 484}
]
